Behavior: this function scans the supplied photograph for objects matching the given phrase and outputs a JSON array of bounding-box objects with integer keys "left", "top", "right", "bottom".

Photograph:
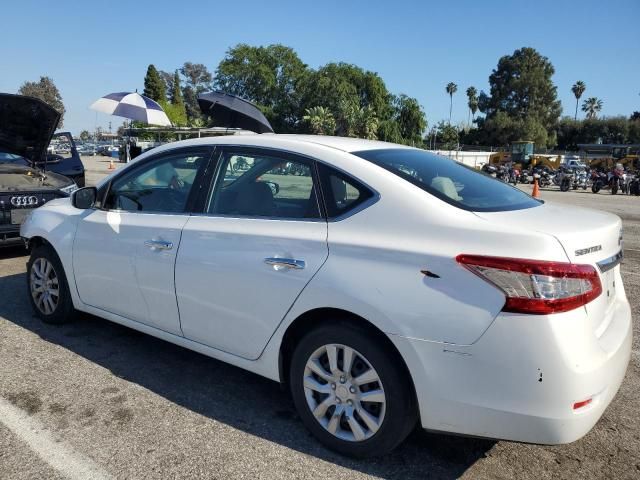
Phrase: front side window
[
  {"left": 354, "top": 148, "right": 541, "bottom": 212},
  {"left": 208, "top": 150, "right": 321, "bottom": 219},
  {"left": 104, "top": 150, "right": 208, "bottom": 213}
]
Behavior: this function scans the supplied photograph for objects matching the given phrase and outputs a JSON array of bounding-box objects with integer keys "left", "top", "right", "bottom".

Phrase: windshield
[
  {"left": 353, "top": 148, "right": 542, "bottom": 212},
  {"left": 0, "top": 152, "right": 29, "bottom": 165}
]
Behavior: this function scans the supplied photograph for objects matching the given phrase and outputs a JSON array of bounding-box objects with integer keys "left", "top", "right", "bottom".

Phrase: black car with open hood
[{"left": 0, "top": 93, "right": 79, "bottom": 244}]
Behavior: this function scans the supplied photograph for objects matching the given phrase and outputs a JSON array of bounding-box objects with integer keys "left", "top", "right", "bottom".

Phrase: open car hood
[{"left": 0, "top": 93, "right": 61, "bottom": 164}]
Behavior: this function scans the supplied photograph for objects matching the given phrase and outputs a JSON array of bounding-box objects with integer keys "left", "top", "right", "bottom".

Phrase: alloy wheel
[
  {"left": 302, "top": 343, "right": 386, "bottom": 442},
  {"left": 30, "top": 257, "right": 60, "bottom": 315}
]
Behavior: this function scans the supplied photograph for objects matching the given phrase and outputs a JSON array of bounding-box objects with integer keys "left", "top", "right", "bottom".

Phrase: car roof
[{"left": 142, "top": 134, "right": 415, "bottom": 157}]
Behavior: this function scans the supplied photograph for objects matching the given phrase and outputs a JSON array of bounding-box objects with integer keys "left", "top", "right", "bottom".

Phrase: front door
[
  {"left": 176, "top": 147, "right": 329, "bottom": 359},
  {"left": 73, "top": 148, "right": 211, "bottom": 335}
]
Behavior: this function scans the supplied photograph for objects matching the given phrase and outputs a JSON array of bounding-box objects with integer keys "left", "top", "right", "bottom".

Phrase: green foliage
[
  {"left": 582, "top": 97, "right": 603, "bottom": 119},
  {"left": 571, "top": 81, "right": 586, "bottom": 120},
  {"left": 213, "top": 44, "right": 426, "bottom": 143},
  {"left": 143, "top": 64, "right": 166, "bottom": 103},
  {"left": 446, "top": 82, "right": 457, "bottom": 123},
  {"left": 435, "top": 121, "right": 459, "bottom": 150},
  {"left": 480, "top": 47, "right": 561, "bottom": 148},
  {"left": 18, "top": 76, "right": 65, "bottom": 128},
  {"left": 171, "top": 71, "right": 184, "bottom": 106},
  {"left": 180, "top": 62, "right": 213, "bottom": 124},
  {"left": 393, "top": 94, "right": 427, "bottom": 144},
  {"left": 466, "top": 86, "right": 478, "bottom": 122},
  {"left": 215, "top": 44, "right": 309, "bottom": 133},
  {"left": 159, "top": 100, "right": 187, "bottom": 127},
  {"left": 556, "top": 116, "right": 640, "bottom": 150},
  {"left": 79, "top": 130, "right": 90, "bottom": 141},
  {"left": 303, "top": 106, "right": 336, "bottom": 135}
]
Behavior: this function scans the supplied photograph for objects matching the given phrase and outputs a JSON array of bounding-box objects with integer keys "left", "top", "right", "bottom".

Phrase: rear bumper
[{"left": 391, "top": 290, "right": 632, "bottom": 444}]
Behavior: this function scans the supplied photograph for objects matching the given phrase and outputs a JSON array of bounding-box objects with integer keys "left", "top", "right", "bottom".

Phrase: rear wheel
[
  {"left": 27, "top": 244, "right": 75, "bottom": 324},
  {"left": 289, "top": 322, "right": 417, "bottom": 457},
  {"left": 560, "top": 178, "right": 570, "bottom": 192},
  {"left": 611, "top": 181, "right": 618, "bottom": 195}
]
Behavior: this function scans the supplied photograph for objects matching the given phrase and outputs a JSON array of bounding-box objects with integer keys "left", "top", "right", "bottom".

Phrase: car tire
[
  {"left": 27, "top": 244, "right": 75, "bottom": 324},
  {"left": 289, "top": 321, "right": 417, "bottom": 458}
]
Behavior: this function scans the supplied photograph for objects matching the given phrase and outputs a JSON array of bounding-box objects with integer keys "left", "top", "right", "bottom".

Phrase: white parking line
[{"left": 0, "top": 397, "right": 112, "bottom": 480}]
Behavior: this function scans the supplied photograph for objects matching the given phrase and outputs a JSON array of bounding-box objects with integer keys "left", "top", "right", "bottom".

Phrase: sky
[{"left": 2, "top": 0, "right": 639, "bottom": 135}]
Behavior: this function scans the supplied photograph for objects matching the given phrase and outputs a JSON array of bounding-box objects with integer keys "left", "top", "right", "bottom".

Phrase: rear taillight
[{"left": 456, "top": 255, "right": 602, "bottom": 314}]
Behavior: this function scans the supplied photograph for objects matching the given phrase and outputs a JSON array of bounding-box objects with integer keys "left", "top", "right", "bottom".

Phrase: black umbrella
[{"left": 197, "top": 92, "right": 274, "bottom": 133}]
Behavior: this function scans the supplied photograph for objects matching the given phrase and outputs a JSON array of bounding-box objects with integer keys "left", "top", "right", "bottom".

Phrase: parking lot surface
[{"left": 0, "top": 163, "right": 638, "bottom": 479}]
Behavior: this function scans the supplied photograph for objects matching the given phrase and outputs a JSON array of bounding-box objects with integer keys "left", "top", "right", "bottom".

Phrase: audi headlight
[{"left": 59, "top": 183, "right": 79, "bottom": 195}]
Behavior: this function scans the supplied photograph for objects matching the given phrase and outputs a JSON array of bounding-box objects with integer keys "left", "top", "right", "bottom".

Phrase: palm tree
[
  {"left": 303, "top": 106, "right": 336, "bottom": 135},
  {"left": 446, "top": 82, "right": 458, "bottom": 124},
  {"left": 466, "top": 86, "right": 478, "bottom": 124},
  {"left": 571, "top": 81, "right": 586, "bottom": 120},
  {"left": 581, "top": 97, "right": 603, "bottom": 119}
]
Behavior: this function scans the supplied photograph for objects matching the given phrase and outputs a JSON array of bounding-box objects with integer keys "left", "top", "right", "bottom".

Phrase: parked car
[
  {"left": 21, "top": 134, "right": 631, "bottom": 457},
  {"left": 0, "top": 94, "right": 79, "bottom": 244}
]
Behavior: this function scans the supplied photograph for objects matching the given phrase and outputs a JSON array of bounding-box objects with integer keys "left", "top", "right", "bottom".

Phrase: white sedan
[{"left": 21, "top": 135, "right": 631, "bottom": 457}]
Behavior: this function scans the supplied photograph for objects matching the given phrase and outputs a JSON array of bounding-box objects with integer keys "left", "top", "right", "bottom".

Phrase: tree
[
  {"left": 631, "top": 111, "right": 640, "bottom": 121},
  {"left": 393, "top": 94, "right": 426, "bottom": 144},
  {"left": 79, "top": 130, "right": 90, "bottom": 141},
  {"left": 571, "top": 81, "right": 586, "bottom": 120},
  {"left": 479, "top": 47, "right": 562, "bottom": 147},
  {"left": 446, "top": 82, "right": 457, "bottom": 124},
  {"left": 180, "top": 62, "right": 213, "bottom": 123},
  {"left": 303, "top": 106, "right": 336, "bottom": 135},
  {"left": 170, "top": 70, "right": 184, "bottom": 106},
  {"left": 581, "top": 97, "right": 603, "bottom": 119},
  {"left": 143, "top": 64, "right": 166, "bottom": 103},
  {"left": 215, "top": 44, "right": 309, "bottom": 132},
  {"left": 18, "top": 76, "right": 65, "bottom": 128},
  {"left": 466, "top": 86, "right": 478, "bottom": 124},
  {"left": 301, "top": 62, "right": 393, "bottom": 136},
  {"left": 436, "top": 121, "right": 459, "bottom": 150}
]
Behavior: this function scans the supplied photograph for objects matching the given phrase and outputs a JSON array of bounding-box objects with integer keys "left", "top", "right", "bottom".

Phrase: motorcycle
[
  {"left": 628, "top": 174, "right": 640, "bottom": 196},
  {"left": 509, "top": 168, "right": 520, "bottom": 185},
  {"left": 554, "top": 166, "right": 573, "bottom": 192},
  {"left": 608, "top": 168, "right": 626, "bottom": 195},
  {"left": 573, "top": 169, "right": 588, "bottom": 190},
  {"left": 591, "top": 170, "right": 609, "bottom": 193}
]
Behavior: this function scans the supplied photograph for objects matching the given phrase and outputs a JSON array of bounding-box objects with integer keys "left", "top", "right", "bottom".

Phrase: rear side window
[
  {"left": 317, "top": 163, "right": 373, "bottom": 218},
  {"left": 353, "top": 148, "right": 541, "bottom": 212}
]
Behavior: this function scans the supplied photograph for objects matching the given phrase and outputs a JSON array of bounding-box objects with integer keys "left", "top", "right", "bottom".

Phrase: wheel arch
[{"left": 277, "top": 307, "right": 419, "bottom": 411}]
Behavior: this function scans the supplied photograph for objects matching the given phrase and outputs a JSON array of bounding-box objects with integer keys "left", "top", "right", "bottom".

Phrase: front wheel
[
  {"left": 27, "top": 244, "right": 75, "bottom": 324},
  {"left": 289, "top": 322, "right": 417, "bottom": 457},
  {"left": 611, "top": 182, "right": 618, "bottom": 195},
  {"left": 592, "top": 180, "right": 602, "bottom": 193},
  {"left": 560, "top": 178, "right": 571, "bottom": 192}
]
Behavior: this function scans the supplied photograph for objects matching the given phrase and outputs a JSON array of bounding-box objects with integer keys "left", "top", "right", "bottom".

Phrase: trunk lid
[{"left": 475, "top": 201, "right": 623, "bottom": 336}]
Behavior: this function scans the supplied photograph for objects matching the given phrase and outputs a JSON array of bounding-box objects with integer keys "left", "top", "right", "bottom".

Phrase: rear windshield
[{"left": 353, "top": 148, "right": 541, "bottom": 212}]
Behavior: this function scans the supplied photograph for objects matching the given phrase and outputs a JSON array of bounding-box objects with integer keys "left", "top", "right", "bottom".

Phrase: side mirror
[{"left": 72, "top": 187, "right": 97, "bottom": 209}]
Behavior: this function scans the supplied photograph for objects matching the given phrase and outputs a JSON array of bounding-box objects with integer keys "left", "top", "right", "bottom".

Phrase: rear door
[{"left": 175, "top": 146, "right": 329, "bottom": 359}]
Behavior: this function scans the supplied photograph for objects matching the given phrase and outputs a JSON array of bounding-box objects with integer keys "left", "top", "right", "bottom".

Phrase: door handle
[
  {"left": 264, "top": 257, "right": 305, "bottom": 270},
  {"left": 144, "top": 240, "right": 173, "bottom": 251}
]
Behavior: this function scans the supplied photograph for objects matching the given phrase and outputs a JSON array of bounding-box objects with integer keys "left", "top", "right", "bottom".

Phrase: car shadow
[{"left": 0, "top": 271, "right": 494, "bottom": 479}]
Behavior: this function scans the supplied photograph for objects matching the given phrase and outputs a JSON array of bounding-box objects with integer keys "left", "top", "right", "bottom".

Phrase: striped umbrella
[{"left": 90, "top": 92, "right": 171, "bottom": 126}]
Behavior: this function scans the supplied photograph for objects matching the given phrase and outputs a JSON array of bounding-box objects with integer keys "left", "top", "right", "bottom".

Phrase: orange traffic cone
[
  {"left": 108, "top": 158, "right": 115, "bottom": 170},
  {"left": 532, "top": 178, "right": 540, "bottom": 198}
]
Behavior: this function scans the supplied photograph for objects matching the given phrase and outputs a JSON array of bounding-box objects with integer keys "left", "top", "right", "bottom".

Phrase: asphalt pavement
[{"left": 0, "top": 162, "right": 638, "bottom": 479}]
